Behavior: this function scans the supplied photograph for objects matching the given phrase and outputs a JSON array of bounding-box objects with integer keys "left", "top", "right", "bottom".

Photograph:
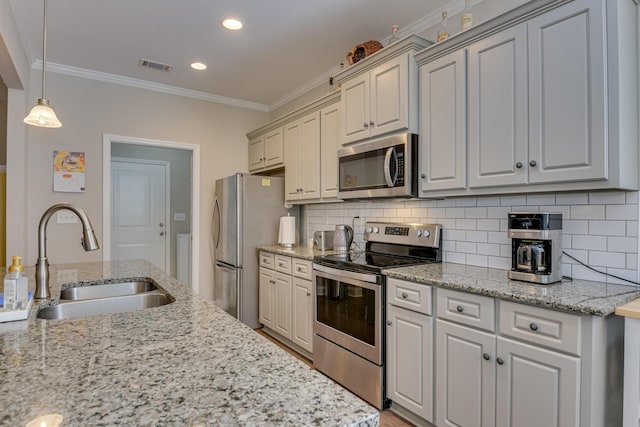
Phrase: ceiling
[{"left": 8, "top": 0, "right": 452, "bottom": 111}]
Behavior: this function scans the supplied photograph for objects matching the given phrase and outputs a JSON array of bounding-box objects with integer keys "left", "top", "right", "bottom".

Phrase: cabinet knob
[
  {"left": 401, "top": 292, "right": 408, "bottom": 299},
  {"left": 306, "top": 292, "right": 311, "bottom": 296},
  {"left": 529, "top": 160, "right": 537, "bottom": 167},
  {"left": 496, "top": 357, "right": 504, "bottom": 365},
  {"left": 159, "top": 232, "right": 165, "bottom": 236},
  {"left": 456, "top": 305, "right": 464, "bottom": 313},
  {"left": 270, "top": 280, "right": 276, "bottom": 284},
  {"left": 483, "top": 353, "right": 491, "bottom": 361},
  {"left": 387, "top": 320, "right": 393, "bottom": 326},
  {"left": 515, "top": 162, "right": 523, "bottom": 169},
  {"left": 421, "top": 173, "right": 426, "bottom": 179},
  {"left": 363, "top": 122, "right": 369, "bottom": 128},
  {"left": 369, "top": 121, "right": 375, "bottom": 126},
  {"left": 529, "top": 322, "right": 539, "bottom": 331}
]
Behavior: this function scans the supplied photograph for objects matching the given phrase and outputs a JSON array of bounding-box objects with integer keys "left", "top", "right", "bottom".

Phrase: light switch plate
[{"left": 57, "top": 211, "right": 78, "bottom": 224}]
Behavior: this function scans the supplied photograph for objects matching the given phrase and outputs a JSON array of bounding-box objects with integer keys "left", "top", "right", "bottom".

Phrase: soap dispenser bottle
[{"left": 4, "top": 256, "right": 28, "bottom": 310}]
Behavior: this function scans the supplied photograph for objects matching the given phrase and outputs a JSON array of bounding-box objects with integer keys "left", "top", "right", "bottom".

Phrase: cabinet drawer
[
  {"left": 499, "top": 301, "right": 582, "bottom": 356},
  {"left": 436, "top": 288, "right": 495, "bottom": 332},
  {"left": 292, "top": 259, "right": 313, "bottom": 280},
  {"left": 387, "top": 278, "right": 432, "bottom": 315},
  {"left": 259, "top": 252, "right": 275, "bottom": 269},
  {"left": 274, "top": 255, "right": 292, "bottom": 274}
]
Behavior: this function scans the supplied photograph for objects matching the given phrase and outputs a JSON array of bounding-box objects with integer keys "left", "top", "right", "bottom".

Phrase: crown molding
[{"left": 34, "top": 60, "right": 270, "bottom": 112}]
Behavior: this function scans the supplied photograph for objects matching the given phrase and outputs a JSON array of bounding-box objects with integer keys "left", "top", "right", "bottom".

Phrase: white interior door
[{"left": 111, "top": 158, "right": 169, "bottom": 272}]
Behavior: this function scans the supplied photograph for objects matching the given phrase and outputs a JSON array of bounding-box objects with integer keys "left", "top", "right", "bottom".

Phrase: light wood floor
[{"left": 255, "top": 329, "right": 415, "bottom": 427}]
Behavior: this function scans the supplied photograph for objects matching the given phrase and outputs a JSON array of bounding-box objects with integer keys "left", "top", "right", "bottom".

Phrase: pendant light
[{"left": 24, "top": 0, "right": 62, "bottom": 128}]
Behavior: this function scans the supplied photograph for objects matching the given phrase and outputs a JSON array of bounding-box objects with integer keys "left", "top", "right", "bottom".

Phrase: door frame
[
  {"left": 103, "top": 134, "right": 200, "bottom": 294},
  {"left": 111, "top": 156, "right": 171, "bottom": 274}
]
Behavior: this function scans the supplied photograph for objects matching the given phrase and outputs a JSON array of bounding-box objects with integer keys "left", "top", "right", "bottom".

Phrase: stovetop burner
[{"left": 313, "top": 221, "right": 443, "bottom": 275}]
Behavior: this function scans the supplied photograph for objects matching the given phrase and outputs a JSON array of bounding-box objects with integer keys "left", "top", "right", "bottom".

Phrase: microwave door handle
[{"left": 383, "top": 147, "right": 398, "bottom": 187}]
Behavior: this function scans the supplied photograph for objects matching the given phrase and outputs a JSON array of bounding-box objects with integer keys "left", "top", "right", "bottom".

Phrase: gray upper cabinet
[
  {"left": 416, "top": 0, "right": 638, "bottom": 197},
  {"left": 419, "top": 49, "right": 467, "bottom": 193}
]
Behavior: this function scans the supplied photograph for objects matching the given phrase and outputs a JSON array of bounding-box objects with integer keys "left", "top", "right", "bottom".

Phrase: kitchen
[{"left": 1, "top": 0, "right": 640, "bottom": 426}]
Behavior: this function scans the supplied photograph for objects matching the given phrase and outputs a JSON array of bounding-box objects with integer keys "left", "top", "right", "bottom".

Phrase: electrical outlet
[
  {"left": 57, "top": 211, "right": 78, "bottom": 224},
  {"left": 57, "top": 269, "right": 78, "bottom": 283}
]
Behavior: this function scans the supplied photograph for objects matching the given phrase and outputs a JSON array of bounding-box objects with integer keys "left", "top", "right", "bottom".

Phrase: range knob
[
  {"left": 415, "top": 230, "right": 422, "bottom": 237},
  {"left": 372, "top": 227, "right": 380, "bottom": 233},
  {"left": 367, "top": 227, "right": 373, "bottom": 233},
  {"left": 423, "top": 230, "right": 431, "bottom": 238}
]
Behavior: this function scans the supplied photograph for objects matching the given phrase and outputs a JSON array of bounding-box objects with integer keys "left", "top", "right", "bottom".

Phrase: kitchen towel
[{"left": 278, "top": 215, "right": 296, "bottom": 247}]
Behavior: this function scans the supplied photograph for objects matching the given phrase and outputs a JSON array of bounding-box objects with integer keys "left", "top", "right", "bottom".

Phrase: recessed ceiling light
[
  {"left": 222, "top": 18, "right": 243, "bottom": 30},
  {"left": 191, "top": 62, "right": 207, "bottom": 71}
]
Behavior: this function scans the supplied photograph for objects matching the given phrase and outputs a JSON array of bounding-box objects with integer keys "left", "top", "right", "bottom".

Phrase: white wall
[
  {"left": 307, "top": 190, "right": 640, "bottom": 285},
  {"left": 22, "top": 71, "right": 268, "bottom": 299}
]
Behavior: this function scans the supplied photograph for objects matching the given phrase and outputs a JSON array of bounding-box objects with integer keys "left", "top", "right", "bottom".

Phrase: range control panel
[{"left": 364, "top": 221, "right": 442, "bottom": 248}]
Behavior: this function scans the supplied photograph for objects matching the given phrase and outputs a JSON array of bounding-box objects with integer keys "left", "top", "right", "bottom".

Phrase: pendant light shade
[{"left": 24, "top": 0, "right": 62, "bottom": 128}]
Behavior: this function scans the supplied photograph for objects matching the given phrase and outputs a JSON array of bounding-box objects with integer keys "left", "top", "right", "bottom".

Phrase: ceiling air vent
[{"left": 139, "top": 58, "right": 173, "bottom": 72}]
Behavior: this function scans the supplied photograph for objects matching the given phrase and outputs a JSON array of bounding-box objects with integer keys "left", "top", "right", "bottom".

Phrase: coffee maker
[{"left": 508, "top": 212, "right": 563, "bottom": 284}]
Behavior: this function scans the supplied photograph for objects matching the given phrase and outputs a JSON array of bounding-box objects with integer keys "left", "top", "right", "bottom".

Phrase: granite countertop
[
  {"left": 384, "top": 262, "right": 640, "bottom": 316},
  {"left": 257, "top": 244, "right": 346, "bottom": 260},
  {"left": 0, "top": 260, "right": 378, "bottom": 426}
]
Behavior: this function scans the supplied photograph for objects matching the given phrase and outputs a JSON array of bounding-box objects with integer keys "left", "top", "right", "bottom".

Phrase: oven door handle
[
  {"left": 383, "top": 147, "right": 398, "bottom": 188},
  {"left": 313, "top": 264, "right": 379, "bottom": 288}
]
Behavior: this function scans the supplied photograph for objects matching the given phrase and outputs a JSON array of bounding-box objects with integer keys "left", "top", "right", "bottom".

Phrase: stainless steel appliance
[
  {"left": 313, "top": 231, "right": 334, "bottom": 251},
  {"left": 212, "top": 173, "right": 293, "bottom": 328},
  {"left": 332, "top": 224, "right": 353, "bottom": 252},
  {"left": 337, "top": 133, "right": 418, "bottom": 199},
  {"left": 313, "top": 221, "right": 442, "bottom": 409},
  {"left": 508, "top": 212, "right": 563, "bottom": 284}
]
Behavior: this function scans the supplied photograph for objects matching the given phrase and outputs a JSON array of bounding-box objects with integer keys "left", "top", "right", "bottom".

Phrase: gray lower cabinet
[{"left": 388, "top": 280, "right": 623, "bottom": 427}]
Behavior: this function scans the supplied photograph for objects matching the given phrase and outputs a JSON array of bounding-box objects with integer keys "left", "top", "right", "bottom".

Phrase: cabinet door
[
  {"left": 436, "top": 319, "right": 496, "bottom": 427},
  {"left": 527, "top": 0, "right": 606, "bottom": 184},
  {"left": 468, "top": 24, "right": 528, "bottom": 188},
  {"left": 248, "top": 136, "right": 264, "bottom": 172},
  {"left": 387, "top": 305, "right": 433, "bottom": 423},
  {"left": 419, "top": 49, "right": 467, "bottom": 193},
  {"left": 284, "top": 120, "right": 302, "bottom": 201},
  {"left": 320, "top": 102, "right": 341, "bottom": 199},
  {"left": 291, "top": 277, "right": 313, "bottom": 353},
  {"left": 496, "top": 337, "right": 580, "bottom": 427},
  {"left": 370, "top": 54, "right": 410, "bottom": 138},
  {"left": 258, "top": 267, "right": 275, "bottom": 329},
  {"left": 264, "top": 128, "right": 284, "bottom": 168},
  {"left": 342, "top": 73, "right": 370, "bottom": 144},
  {"left": 300, "top": 111, "right": 321, "bottom": 199},
  {"left": 273, "top": 272, "right": 292, "bottom": 339}
]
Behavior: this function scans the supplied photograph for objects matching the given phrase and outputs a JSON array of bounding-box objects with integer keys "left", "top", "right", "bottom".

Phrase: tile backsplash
[{"left": 306, "top": 191, "right": 640, "bottom": 285}]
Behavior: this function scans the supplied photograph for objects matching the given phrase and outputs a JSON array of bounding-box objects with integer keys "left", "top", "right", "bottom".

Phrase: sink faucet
[{"left": 35, "top": 203, "right": 100, "bottom": 299}]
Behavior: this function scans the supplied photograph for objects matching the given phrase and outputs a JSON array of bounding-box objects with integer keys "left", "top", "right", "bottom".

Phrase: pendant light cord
[{"left": 41, "top": 0, "right": 48, "bottom": 99}]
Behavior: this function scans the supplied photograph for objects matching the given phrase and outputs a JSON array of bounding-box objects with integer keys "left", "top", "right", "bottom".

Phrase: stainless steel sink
[
  {"left": 36, "top": 292, "right": 173, "bottom": 320},
  {"left": 60, "top": 279, "right": 158, "bottom": 300}
]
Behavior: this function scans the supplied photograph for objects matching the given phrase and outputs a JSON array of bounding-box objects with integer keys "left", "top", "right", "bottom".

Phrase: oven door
[{"left": 313, "top": 264, "right": 382, "bottom": 364}]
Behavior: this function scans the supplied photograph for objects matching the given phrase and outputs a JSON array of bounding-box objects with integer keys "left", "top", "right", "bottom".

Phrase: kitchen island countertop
[
  {"left": 0, "top": 260, "right": 378, "bottom": 426},
  {"left": 384, "top": 262, "right": 640, "bottom": 316}
]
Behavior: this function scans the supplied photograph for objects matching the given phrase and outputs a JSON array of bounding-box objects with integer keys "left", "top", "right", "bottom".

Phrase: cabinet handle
[
  {"left": 387, "top": 320, "right": 392, "bottom": 326},
  {"left": 401, "top": 292, "right": 408, "bottom": 299},
  {"left": 529, "top": 322, "right": 539, "bottom": 331},
  {"left": 369, "top": 121, "right": 375, "bottom": 126},
  {"left": 363, "top": 122, "right": 369, "bottom": 128},
  {"left": 515, "top": 162, "right": 523, "bottom": 169},
  {"left": 483, "top": 353, "right": 491, "bottom": 361},
  {"left": 529, "top": 160, "right": 537, "bottom": 167},
  {"left": 456, "top": 305, "right": 464, "bottom": 313},
  {"left": 496, "top": 357, "right": 504, "bottom": 365}
]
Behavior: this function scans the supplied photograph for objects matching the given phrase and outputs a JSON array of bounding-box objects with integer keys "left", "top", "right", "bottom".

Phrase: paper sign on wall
[{"left": 53, "top": 150, "right": 85, "bottom": 193}]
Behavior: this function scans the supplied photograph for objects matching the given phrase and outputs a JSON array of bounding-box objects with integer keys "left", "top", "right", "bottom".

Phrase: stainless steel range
[{"left": 312, "top": 221, "right": 442, "bottom": 409}]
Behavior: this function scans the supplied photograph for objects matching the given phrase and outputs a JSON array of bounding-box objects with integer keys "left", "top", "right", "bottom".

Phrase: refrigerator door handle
[{"left": 213, "top": 197, "right": 221, "bottom": 249}]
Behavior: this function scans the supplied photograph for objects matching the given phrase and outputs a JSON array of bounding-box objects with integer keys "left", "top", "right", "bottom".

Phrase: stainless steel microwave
[{"left": 337, "top": 133, "right": 418, "bottom": 199}]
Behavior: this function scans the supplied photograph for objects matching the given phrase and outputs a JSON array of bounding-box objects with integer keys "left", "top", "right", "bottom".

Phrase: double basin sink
[{"left": 36, "top": 278, "right": 174, "bottom": 320}]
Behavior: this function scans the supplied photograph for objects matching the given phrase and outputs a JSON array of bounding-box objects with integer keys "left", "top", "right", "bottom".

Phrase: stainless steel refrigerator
[{"left": 212, "top": 173, "right": 292, "bottom": 329}]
